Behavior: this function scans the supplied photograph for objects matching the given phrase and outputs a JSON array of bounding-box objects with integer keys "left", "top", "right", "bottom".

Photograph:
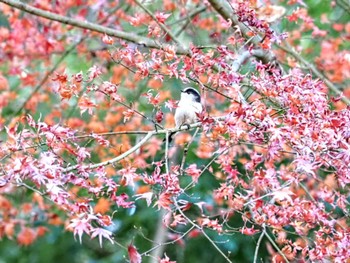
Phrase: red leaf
[
  {"left": 17, "top": 227, "right": 37, "bottom": 246},
  {"left": 128, "top": 244, "right": 141, "bottom": 263}
]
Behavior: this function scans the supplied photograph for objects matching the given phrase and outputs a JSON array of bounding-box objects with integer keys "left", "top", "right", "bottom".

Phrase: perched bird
[{"left": 165, "top": 87, "right": 203, "bottom": 143}]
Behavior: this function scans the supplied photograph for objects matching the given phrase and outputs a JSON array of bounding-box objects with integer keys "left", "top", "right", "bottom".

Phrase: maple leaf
[
  {"left": 91, "top": 133, "right": 110, "bottom": 147},
  {"left": 170, "top": 213, "right": 187, "bottom": 227},
  {"left": 155, "top": 12, "right": 171, "bottom": 24},
  {"left": 123, "top": 109, "right": 134, "bottom": 123},
  {"left": 78, "top": 95, "right": 97, "bottom": 115},
  {"left": 120, "top": 166, "right": 138, "bottom": 188},
  {"left": 148, "top": 23, "right": 161, "bottom": 37},
  {"left": 100, "top": 81, "right": 119, "bottom": 95},
  {"left": 134, "top": 192, "right": 153, "bottom": 206},
  {"left": 270, "top": 188, "right": 295, "bottom": 203},
  {"left": 90, "top": 227, "right": 114, "bottom": 248},
  {"left": 165, "top": 99, "right": 178, "bottom": 110},
  {"left": 241, "top": 226, "right": 259, "bottom": 236},
  {"left": 52, "top": 71, "right": 68, "bottom": 83},
  {"left": 155, "top": 192, "right": 173, "bottom": 210},
  {"left": 77, "top": 147, "right": 91, "bottom": 162},
  {"left": 128, "top": 244, "right": 141, "bottom": 263},
  {"left": 113, "top": 193, "right": 134, "bottom": 208},
  {"left": 201, "top": 218, "right": 223, "bottom": 233},
  {"left": 163, "top": 45, "right": 176, "bottom": 61},
  {"left": 101, "top": 34, "right": 114, "bottom": 45},
  {"left": 74, "top": 71, "right": 83, "bottom": 83},
  {"left": 87, "top": 65, "right": 102, "bottom": 81},
  {"left": 17, "top": 227, "right": 37, "bottom": 246},
  {"left": 58, "top": 84, "right": 77, "bottom": 100},
  {"left": 186, "top": 164, "right": 201, "bottom": 183},
  {"left": 67, "top": 217, "right": 91, "bottom": 243},
  {"left": 129, "top": 14, "right": 143, "bottom": 27},
  {"left": 142, "top": 90, "right": 160, "bottom": 106}
]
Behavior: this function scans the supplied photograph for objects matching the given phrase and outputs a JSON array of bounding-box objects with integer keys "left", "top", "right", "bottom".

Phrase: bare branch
[
  {"left": 180, "top": 127, "right": 200, "bottom": 175},
  {"left": 174, "top": 6, "right": 207, "bottom": 36},
  {"left": 63, "top": 131, "right": 154, "bottom": 172},
  {"left": 231, "top": 49, "right": 276, "bottom": 72},
  {"left": 141, "top": 224, "right": 195, "bottom": 257},
  {"left": 253, "top": 227, "right": 266, "bottom": 263},
  {"left": 62, "top": 119, "right": 215, "bottom": 173}
]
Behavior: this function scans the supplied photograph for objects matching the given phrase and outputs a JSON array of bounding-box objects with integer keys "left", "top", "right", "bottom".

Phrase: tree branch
[
  {"left": 0, "top": 0, "right": 189, "bottom": 55},
  {"left": 253, "top": 227, "right": 265, "bottom": 263},
  {"left": 62, "top": 119, "right": 215, "bottom": 173},
  {"left": 63, "top": 130, "right": 154, "bottom": 172},
  {"left": 231, "top": 49, "right": 275, "bottom": 72}
]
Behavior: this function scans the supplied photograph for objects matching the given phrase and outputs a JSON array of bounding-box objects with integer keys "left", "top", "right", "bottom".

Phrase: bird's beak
[{"left": 180, "top": 89, "right": 184, "bottom": 93}]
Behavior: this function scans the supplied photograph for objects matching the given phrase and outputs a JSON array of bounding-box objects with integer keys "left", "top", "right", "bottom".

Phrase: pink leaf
[
  {"left": 67, "top": 218, "right": 91, "bottom": 243},
  {"left": 90, "top": 227, "right": 114, "bottom": 248},
  {"left": 186, "top": 164, "right": 201, "bottom": 183},
  {"left": 155, "top": 12, "right": 171, "bottom": 24},
  {"left": 128, "top": 244, "right": 141, "bottom": 263}
]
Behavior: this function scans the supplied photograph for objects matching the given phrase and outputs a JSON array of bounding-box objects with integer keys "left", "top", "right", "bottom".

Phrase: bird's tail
[{"left": 163, "top": 131, "right": 176, "bottom": 143}]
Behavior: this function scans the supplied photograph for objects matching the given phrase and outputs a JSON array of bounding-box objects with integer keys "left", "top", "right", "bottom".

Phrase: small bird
[{"left": 165, "top": 87, "right": 203, "bottom": 143}]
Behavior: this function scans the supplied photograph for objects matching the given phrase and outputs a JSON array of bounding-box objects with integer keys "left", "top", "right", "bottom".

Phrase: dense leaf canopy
[{"left": 0, "top": 0, "right": 349, "bottom": 262}]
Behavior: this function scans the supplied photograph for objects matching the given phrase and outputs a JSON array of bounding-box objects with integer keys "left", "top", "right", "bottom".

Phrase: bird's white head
[{"left": 180, "top": 87, "right": 201, "bottom": 104}]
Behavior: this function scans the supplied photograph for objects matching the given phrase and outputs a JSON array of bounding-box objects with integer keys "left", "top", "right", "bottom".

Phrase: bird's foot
[{"left": 180, "top": 123, "right": 191, "bottom": 130}]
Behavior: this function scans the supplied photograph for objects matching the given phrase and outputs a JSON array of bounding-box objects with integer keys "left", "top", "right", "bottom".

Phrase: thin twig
[
  {"left": 142, "top": 225, "right": 195, "bottom": 257},
  {"left": 264, "top": 231, "right": 290, "bottom": 263},
  {"left": 134, "top": 0, "right": 183, "bottom": 48},
  {"left": 208, "top": 0, "right": 257, "bottom": 40},
  {"left": 13, "top": 42, "right": 79, "bottom": 117},
  {"left": 61, "top": 118, "right": 223, "bottom": 173},
  {"left": 63, "top": 131, "right": 154, "bottom": 172},
  {"left": 243, "top": 182, "right": 292, "bottom": 207},
  {"left": 97, "top": 89, "right": 164, "bottom": 130},
  {"left": 173, "top": 198, "right": 233, "bottom": 263},
  {"left": 174, "top": 6, "right": 207, "bottom": 37},
  {"left": 183, "top": 147, "right": 229, "bottom": 191},
  {"left": 165, "top": 130, "right": 170, "bottom": 175},
  {"left": 180, "top": 127, "right": 200, "bottom": 175},
  {"left": 169, "top": 6, "right": 207, "bottom": 26},
  {"left": 253, "top": 227, "right": 266, "bottom": 263}
]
